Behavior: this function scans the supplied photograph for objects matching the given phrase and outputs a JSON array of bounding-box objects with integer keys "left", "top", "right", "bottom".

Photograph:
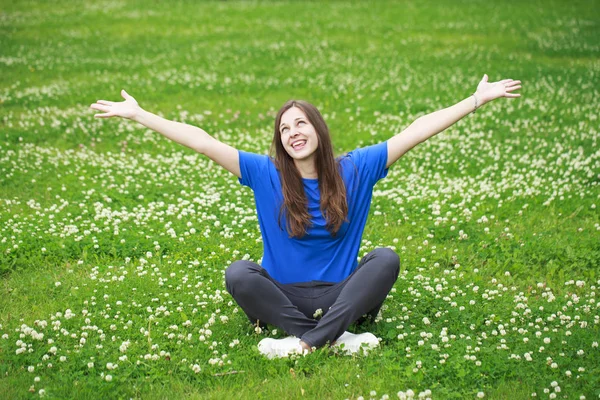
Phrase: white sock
[
  {"left": 333, "top": 331, "right": 379, "bottom": 355},
  {"left": 258, "top": 336, "right": 306, "bottom": 359}
]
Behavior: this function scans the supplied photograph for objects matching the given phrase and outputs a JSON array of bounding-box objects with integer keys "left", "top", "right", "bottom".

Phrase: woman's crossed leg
[{"left": 225, "top": 248, "right": 400, "bottom": 356}]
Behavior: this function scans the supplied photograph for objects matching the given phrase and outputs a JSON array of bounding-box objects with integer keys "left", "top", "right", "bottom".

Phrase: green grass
[{"left": 1, "top": 0, "right": 599, "bottom": 398}]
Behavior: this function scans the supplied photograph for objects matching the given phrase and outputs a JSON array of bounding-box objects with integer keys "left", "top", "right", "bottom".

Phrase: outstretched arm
[
  {"left": 386, "top": 74, "right": 521, "bottom": 168},
  {"left": 90, "top": 90, "right": 241, "bottom": 178}
]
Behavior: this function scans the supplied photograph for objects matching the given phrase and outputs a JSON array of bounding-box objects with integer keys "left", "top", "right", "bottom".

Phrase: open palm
[
  {"left": 90, "top": 90, "right": 141, "bottom": 119},
  {"left": 476, "top": 74, "right": 522, "bottom": 104}
]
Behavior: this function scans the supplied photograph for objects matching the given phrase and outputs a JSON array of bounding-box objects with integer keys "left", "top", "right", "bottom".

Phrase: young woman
[{"left": 90, "top": 74, "right": 521, "bottom": 358}]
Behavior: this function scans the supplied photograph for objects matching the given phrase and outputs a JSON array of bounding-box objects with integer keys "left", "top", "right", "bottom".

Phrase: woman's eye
[
  {"left": 298, "top": 120, "right": 305, "bottom": 125},
  {"left": 281, "top": 127, "right": 288, "bottom": 134}
]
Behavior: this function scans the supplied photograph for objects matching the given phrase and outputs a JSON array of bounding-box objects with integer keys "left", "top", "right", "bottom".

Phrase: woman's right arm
[{"left": 90, "top": 90, "right": 241, "bottom": 178}]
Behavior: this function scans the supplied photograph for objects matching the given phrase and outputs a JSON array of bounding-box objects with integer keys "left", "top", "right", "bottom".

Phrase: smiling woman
[{"left": 90, "top": 74, "right": 521, "bottom": 358}]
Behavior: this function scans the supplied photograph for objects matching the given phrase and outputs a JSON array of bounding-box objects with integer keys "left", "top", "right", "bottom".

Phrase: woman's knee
[
  {"left": 225, "top": 260, "right": 261, "bottom": 294},
  {"left": 372, "top": 247, "right": 400, "bottom": 278},
  {"left": 373, "top": 247, "right": 400, "bottom": 266}
]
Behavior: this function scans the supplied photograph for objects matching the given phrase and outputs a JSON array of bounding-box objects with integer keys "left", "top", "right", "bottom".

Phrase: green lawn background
[{"left": 1, "top": 0, "right": 599, "bottom": 399}]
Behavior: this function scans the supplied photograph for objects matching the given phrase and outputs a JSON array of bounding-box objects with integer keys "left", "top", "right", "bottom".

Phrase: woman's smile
[{"left": 291, "top": 139, "right": 307, "bottom": 151}]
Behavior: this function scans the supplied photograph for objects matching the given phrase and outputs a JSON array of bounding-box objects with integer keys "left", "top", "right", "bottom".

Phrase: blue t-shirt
[{"left": 238, "top": 141, "right": 388, "bottom": 284}]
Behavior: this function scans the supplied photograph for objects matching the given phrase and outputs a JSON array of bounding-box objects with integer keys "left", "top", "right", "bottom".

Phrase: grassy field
[{"left": 1, "top": 0, "right": 599, "bottom": 398}]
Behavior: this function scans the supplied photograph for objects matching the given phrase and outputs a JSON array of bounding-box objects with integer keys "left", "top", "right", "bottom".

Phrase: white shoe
[
  {"left": 257, "top": 338, "right": 276, "bottom": 358},
  {"left": 333, "top": 331, "right": 379, "bottom": 355},
  {"left": 258, "top": 336, "right": 307, "bottom": 359}
]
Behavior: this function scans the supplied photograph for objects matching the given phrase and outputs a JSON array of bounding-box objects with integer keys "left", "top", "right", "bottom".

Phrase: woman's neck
[{"left": 294, "top": 157, "right": 318, "bottom": 179}]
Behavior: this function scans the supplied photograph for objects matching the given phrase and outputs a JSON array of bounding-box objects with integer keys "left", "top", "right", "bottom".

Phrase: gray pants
[{"left": 225, "top": 248, "right": 400, "bottom": 348}]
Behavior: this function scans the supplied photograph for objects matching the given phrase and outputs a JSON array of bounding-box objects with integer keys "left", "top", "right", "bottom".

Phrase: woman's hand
[
  {"left": 90, "top": 90, "right": 142, "bottom": 120},
  {"left": 475, "top": 74, "right": 522, "bottom": 105}
]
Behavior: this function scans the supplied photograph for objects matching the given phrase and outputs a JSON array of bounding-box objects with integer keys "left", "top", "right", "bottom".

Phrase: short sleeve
[
  {"left": 238, "top": 150, "right": 271, "bottom": 189},
  {"left": 347, "top": 141, "right": 389, "bottom": 187}
]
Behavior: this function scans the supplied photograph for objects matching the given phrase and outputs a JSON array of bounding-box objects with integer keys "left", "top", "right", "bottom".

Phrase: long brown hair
[{"left": 270, "top": 100, "right": 348, "bottom": 238}]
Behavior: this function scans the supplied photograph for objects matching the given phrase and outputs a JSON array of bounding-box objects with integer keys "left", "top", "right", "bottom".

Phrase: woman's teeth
[{"left": 292, "top": 140, "right": 306, "bottom": 149}]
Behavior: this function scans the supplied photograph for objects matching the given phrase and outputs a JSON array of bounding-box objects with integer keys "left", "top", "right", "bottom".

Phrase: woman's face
[{"left": 279, "top": 107, "right": 319, "bottom": 161}]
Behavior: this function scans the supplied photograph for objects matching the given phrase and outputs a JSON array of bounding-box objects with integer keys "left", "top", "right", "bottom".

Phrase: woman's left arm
[{"left": 386, "top": 74, "right": 522, "bottom": 168}]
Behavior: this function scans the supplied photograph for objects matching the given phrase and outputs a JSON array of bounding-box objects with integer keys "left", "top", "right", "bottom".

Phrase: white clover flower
[
  {"left": 105, "top": 374, "right": 112, "bottom": 382},
  {"left": 119, "top": 340, "right": 130, "bottom": 353},
  {"left": 477, "top": 392, "right": 485, "bottom": 398}
]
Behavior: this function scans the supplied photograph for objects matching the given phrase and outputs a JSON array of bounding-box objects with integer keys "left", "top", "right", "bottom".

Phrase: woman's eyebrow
[{"left": 280, "top": 118, "right": 304, "bottom": 129}]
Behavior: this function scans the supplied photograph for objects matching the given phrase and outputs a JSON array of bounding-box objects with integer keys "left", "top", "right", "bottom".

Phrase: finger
[
  {"left": 90, "top": 104, "right": 111, "bottom": 112},
  {"left": 505, "top": 93, "right": 521, "bottom": 98},
  {"left": 121, "top": 89, "right": 131, "bottom": 99},
  {"left": 97, "top": 100, "right": 115, "bottom": 105},
  {"left": 503, "top": 80, "right": 521, "bottom": 86},
  {"left": 94, "top": 112, "right": 115, "bottom": 118},
  {"left": 502, "top": 80, "right": 521, "bottom": 86},
  {"left": 506, "top": 85, "right": 522, "bottom": 92}
]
